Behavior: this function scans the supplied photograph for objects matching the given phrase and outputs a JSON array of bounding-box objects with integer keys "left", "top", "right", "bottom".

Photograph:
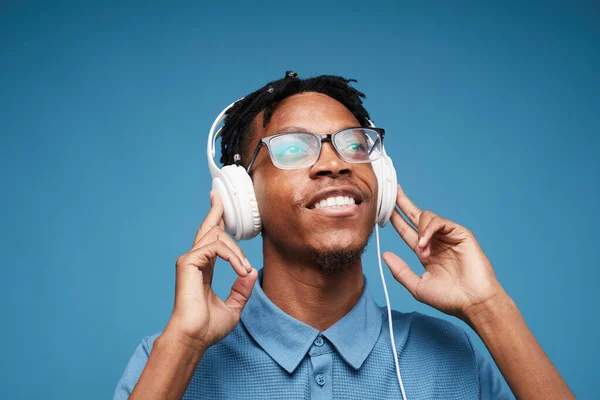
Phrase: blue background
[{"left": 1, "top": 1, "right": 598, "bottom": 398}]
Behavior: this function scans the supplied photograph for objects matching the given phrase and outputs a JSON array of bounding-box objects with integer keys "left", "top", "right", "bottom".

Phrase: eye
[
  {"left": 274, "top": 144, "right": 310, "bottom": 160},
  {"left": 281, "top": 145, "right": 306, "bottom": 155},
  {"left": 344, "top": 141, "right": 368, "bottom": 152},
  {"left": 270, "top": 133, "right": 317, "bottom": 166}
]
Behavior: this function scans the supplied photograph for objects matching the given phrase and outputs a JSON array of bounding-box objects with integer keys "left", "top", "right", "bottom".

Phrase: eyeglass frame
[{"left": 244, "top": 126, "right": 386, "bottom": 174}]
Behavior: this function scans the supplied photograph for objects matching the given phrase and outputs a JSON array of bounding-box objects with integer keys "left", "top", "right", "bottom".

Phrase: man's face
[{"left": 247, "top": 92, "right": 378, "bottom": 269}]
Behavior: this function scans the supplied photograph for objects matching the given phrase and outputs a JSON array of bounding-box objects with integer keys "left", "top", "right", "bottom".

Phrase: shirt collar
[{"left": 241, "top": 268, "right": 382, "bottom": 373}]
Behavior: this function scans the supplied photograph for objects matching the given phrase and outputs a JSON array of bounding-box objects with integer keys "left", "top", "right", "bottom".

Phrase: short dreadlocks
[{"left": 219, "top": 71, "right": 372, "bottom": 167}]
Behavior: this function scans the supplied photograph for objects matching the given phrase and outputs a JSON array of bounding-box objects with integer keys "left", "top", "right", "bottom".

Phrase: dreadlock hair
[{"left": 219, "top": 71, "right": 372, "bottom": 167}]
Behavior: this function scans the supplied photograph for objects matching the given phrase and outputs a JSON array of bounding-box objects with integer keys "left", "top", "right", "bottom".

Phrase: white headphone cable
[{"left": 375, "top": 224, "right": 408, "bottom": 400}]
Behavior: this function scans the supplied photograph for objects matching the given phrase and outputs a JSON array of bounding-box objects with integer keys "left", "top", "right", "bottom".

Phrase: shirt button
[
  {"left": 314, "top": 336, "right": 324, "bottom": 347},
  {"left": 316, "top": 374, "right": 326, "bottom": 386}
]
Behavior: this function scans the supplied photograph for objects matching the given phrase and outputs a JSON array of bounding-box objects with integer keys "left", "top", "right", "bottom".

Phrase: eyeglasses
[{"left": 246, "top": 127, "right": 385, "bottom": 173}]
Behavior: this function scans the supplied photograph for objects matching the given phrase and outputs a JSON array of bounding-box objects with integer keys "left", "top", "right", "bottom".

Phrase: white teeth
[{"left": 313, "top": 196, "right": 358, "bottom": 209}]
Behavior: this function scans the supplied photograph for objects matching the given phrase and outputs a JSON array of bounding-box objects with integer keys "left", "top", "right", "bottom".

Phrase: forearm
[
  {"left": 466, "top": 293, "right": 574, "bottom": 400},
  {"left": 129, "top": 328, "right": 207, "bottom": 400}
]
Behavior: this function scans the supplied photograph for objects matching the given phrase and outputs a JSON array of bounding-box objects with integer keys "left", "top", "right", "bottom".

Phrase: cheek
[
  {"left": 356, "top": 166, "right": 379, "bottom": 211},
  {"left": 252, "top": 171, "right": 301, "bottom": 218}
]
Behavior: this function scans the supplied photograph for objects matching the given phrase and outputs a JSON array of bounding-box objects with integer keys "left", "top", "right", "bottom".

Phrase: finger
[
  {"left": 418, "top": 216, "right": 459, "bottom": 257},
  {"left": 417, "top": 210, "right": 437, "bottom": 236},
  {"left": 224, "top": 268, "right": 259, "bottom": 319},
  {"left": 192, "top": 190, "right": 225, "bottom": 248},
  {"left": 194, "top": 225, "right": 252, "bottom": 273},
  {"left": 414, "top": 210, "right": 438, "bottom": 258},
  {"left": 396, "top": 184, "right": 423, "bottom": 227},
  {"left": 213, "top": 191, "right": 225, "bottom": 230},
  {"left": 390, "top": 208, "right": 418, "bottom": 249},
  {"left": 181, "top": 239, "right": 248, "bottom": 285},
  {"left": 382, "top": 252, "right": 421, "bottom": 298}
]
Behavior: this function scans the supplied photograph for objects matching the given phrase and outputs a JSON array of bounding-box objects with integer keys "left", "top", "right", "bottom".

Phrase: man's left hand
[{"left": 382, "top": 184, "right": 508, "bottom": 322}]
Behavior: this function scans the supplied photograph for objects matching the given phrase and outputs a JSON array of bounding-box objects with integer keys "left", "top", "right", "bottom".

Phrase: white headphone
[{"left": 207, "top": 99, "right": 398, "bottom": 241}]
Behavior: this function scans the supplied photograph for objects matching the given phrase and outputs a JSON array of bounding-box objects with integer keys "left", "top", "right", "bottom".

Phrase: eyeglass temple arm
[
  {"left": 369, "top": 136, "right": 382, "bottom": 155},
  {"left": 245, "top": 141, "right": 265, "bottom": 173}
]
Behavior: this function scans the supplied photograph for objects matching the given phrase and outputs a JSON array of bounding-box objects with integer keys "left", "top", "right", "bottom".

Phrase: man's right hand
[{"left": 164, "top": 190, "right": 258, "bottom": 352}]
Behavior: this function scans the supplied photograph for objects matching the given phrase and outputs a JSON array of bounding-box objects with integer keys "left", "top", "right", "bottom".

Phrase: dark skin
[
  {"left": 247, "top": 92, "right": 378, "bottom": 331},
  {"left": 129, "top": 91, "right": 575, "bottom": 400}
]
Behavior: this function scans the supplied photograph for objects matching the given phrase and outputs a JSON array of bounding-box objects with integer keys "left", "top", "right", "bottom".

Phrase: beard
[{"left": 311, "top": 230, "right": 373, "bottom": 276}]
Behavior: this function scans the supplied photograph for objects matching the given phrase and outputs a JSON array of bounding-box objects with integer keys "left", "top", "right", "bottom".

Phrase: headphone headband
[{"left": 207, "top": 99, "right": 242, "bottom": 177}]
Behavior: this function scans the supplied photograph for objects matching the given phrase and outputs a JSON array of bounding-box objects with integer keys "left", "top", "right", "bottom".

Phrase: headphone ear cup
[
  {"left": 213, "top": 165, "right": 261, "bottom": 241},
  {"left": 373, "top": 153, "right": 398, "bottom": 227}
]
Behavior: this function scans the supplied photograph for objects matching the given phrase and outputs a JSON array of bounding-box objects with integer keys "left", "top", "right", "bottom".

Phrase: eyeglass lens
[{"left": 268, "top": 129, "right": 381, "bottom": 169}]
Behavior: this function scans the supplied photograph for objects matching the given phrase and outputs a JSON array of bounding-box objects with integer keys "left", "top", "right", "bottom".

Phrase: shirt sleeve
[
  {"left": 467, "top": 334, "right": 515, "bottom": 400},
  {"left": 113, "top": 335, "right": 159, "bottom": 400}
]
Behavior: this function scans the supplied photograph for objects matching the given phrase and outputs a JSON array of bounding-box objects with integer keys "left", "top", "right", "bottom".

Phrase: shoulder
[
  {"left": 382, "top": 308, "right": 476, "bottom": 360},
  {"left": 124, "top": 331, "right": 162, "bottom": 367},
  {"left": 387, "top": 308, "right": 471, "bottom": 339},
  {"left": 405, "top": 311, "right": 470, "bottom": 341},
  {"left": 113, "top": 332, "right": 162, "bottom": 400},
  {"left": 140, "top": 332, "right": 162, "bottom": 353},
  {"left": 135, "top": 321, "right": 252, "bottom": 356},
  {"left": 384, "top": 311, "right": 513, "bottom": 398}
]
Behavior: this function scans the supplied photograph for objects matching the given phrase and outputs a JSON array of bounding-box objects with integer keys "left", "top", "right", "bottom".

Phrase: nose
[{"left": 309, "top": 141, "right": 352, "bottom": 178}]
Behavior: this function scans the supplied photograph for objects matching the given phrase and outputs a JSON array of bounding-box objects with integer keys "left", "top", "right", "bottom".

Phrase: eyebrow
[
  {"left": 274, "top": 125, "right": 362, "bottom": 135},
  {"left": 274, "top": 126, "right": 312, "bottom": 134}
]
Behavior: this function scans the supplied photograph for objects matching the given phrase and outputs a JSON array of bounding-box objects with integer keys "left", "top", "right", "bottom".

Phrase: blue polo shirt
[{"left": 114, "top": 271, "right": 512, "bottom": 399}]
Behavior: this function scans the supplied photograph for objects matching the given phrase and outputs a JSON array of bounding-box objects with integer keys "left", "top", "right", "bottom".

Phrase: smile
[
  {"left": 313, "top": 196, "right": 356, "bottom": 209},
  {"left": 308, "top": 196, "right": 361, "bottom": 218}
]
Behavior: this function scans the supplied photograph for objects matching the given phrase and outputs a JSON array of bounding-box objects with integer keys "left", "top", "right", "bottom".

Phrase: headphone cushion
[
  {"left": 219, "top": 165, "right": 261, "bottom": 240},
  {"left": 380, "top": 154, "right": 397, "bottom": 226},
  {"left": 239, "top": 170, "right": 262, "bottom": 238},
  {"left": 373, "top": 154, "right": 397, "bottom": 227}
]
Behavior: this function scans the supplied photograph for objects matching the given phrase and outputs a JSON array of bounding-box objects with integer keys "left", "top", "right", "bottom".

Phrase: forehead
[{"left": 256, "top": 92, "right": 360, "bottom": 137}]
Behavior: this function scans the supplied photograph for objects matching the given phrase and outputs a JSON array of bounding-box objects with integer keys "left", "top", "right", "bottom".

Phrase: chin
[
  {"left": 308, "top": 230, "right": 372, "bottom": 276},
  {"left": 315, "top": 223, "right": 372, "bottom": 248}
]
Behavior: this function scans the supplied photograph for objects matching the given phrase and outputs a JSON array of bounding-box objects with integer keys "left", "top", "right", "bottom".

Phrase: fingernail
[
  {"left": 418, "top": 237, "right": 425, "bottom": 247},
  {"left": 244, "top": 258, "right": 252, "bottom": 272}
]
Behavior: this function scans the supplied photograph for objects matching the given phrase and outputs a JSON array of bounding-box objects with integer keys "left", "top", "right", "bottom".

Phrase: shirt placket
[{"left": 308, "top": 334, "right": 333, "bottom": 400}]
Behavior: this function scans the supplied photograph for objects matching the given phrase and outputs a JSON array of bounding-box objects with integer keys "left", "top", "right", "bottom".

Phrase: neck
[{"left": 261, "top": 239, "right": 365, "bottom": 332}]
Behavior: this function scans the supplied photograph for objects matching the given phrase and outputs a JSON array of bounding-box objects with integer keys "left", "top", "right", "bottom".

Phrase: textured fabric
[
  {"left": 114, "top": 270, "right": 513, "bottom": 399},
  {"left": 240, "top": 271, "right": 382, "bottom": 373}
]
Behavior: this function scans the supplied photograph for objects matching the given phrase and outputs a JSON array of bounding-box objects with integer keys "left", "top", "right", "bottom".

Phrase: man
[{"left": 114, "top": 72, "right": 574, "bottom": 399}]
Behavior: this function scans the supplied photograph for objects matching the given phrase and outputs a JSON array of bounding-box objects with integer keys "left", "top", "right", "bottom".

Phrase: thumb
[
  {"left": 224, "top": 268, "right": 259, "bottom": 318},
  {"left": 382, "top": 252, "right": 421, "bottom": 298}
]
